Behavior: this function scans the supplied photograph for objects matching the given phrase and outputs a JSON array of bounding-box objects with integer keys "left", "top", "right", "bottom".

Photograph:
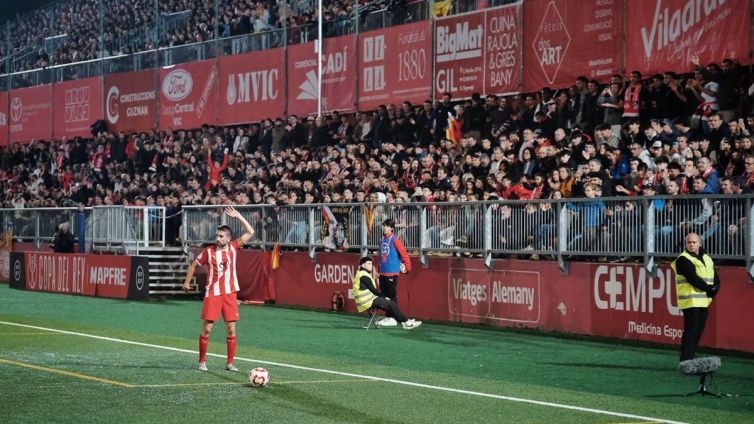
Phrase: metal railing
[
  {"left": 5, "top": 195, "right": 753, "bottom": 275},
  {"left": 2, "top": 205, "right": 166, "bottom": 249},
  {"left": 181, "top": 195, "right": 754, "bottom": 273}
]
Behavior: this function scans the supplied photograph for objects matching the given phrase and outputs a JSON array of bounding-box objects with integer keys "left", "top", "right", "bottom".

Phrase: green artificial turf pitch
[{"left": 0, "top": 284, "right": 752, "bottom": 423}]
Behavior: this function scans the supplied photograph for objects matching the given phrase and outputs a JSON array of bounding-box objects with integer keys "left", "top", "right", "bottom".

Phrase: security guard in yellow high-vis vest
[
  {"left": 670, "top": 233, "right": 720, "bottom": 362},
  {"left": 353, "top": 257, "right": 422, "bottom": 330}
]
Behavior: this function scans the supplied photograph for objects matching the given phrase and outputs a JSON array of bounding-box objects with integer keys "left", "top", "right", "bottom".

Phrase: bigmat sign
[
  {"left": 357, "top": 21, "right": 433, "bottom": 111},
  {"left": 159, "top": 60, "right": 218, "bottom": 131},
  {"left": 9, "top": 85, "right": 53, "bottom": 143},
  {"left": 434, "top": 4, "right": 521, "bottom": 99},
  {"left": 9, "top": 252, "right": 150, "bottom": 300},
  {"left": 217, "top": 49, "right": 285, "bottom": 125},
  {"left": 522, "top": 0, "right": 622, "bottom": 91},
  {"left": 252, "top": 251, "right": 754, "bottom": 353},
  {"left": 104, "top": 70, "right": 158, "bottom": 133},
  {"left": 53, "top": 77, "right": 103, "bottom": 139},
  {"left": 626, "top": 0, "right": 751, "bottom": 75},
  {"left": 287, "top": 34, "right": 357, "bottom": 116}
]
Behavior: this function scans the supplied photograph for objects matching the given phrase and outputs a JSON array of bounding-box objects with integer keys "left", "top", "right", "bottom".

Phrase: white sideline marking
[{"left": 0, "top": 320, "right": 686, "bottom": 424}]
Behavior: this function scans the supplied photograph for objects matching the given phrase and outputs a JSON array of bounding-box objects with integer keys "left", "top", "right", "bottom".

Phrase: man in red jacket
[{"left": 377, "top": 219, "right": 412, "bottom": 327}]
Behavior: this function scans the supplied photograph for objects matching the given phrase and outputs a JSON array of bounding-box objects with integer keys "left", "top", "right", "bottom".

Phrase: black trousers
[
  {"left": 680, "top": 307, "right": 709, "bottom": 361},
  {"left": 379, "top": 275, "right": 398, "bottom": 305},
  {"left": 371, "top": 297, "right": 406, "bottom": 323}
]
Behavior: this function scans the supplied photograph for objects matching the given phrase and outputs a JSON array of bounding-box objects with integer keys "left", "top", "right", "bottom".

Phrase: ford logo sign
[{"left": 162, "top": 69, "right": 193, "bottom": 101}]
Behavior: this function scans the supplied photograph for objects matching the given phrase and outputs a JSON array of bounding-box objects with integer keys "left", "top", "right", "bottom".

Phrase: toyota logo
[
  {"left": 13, "top": 259, "right": 21, "bottom": 282},
  {"left": 135, "top": 265, "right": 145, "bottom": 290},
  {"left": 10, "top": 97, "right": 22, "bottom": 122}
]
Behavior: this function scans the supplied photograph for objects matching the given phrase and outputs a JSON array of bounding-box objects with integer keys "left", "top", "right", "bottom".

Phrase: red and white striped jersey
[{"left": 195, "top": 239, "right": 244, "bottom": 297}]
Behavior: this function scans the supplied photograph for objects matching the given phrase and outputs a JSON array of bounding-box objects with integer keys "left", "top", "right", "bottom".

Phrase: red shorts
[{"left": 201, "top": 292, "right": 239, "bottom": 322}]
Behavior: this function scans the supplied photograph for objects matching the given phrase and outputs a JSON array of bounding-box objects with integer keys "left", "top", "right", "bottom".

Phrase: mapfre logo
[
  {"left": 10, "top": 97, "right": 23, "bottom": 122},
  {"left": 593, "top": 265, "right": 681, "bottom": 316},
  {"left": 162, "top": 69, "right": 193, "bottom": 101},
  {"left": 106, "top": 85, "right": 120, "bottom": 124}
]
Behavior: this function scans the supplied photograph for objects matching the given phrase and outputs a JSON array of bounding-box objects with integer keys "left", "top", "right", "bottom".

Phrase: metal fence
[
  {"left": 2, "top": 205, "right": 165, "bottom": 250},
  {"left": 5, "top": 195, "right": 753, "bottom": 272},
  {"left": 178, "top": 195, "right": 754, "bottom": 270}
]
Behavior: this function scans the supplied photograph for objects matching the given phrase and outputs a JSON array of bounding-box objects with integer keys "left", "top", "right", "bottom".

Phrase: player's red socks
[
  {"left": 199, "top": 335, "right": 209, "bottom": 363},
  {"left": 226, "top": 336, "right": 237, "bottom": 365}
]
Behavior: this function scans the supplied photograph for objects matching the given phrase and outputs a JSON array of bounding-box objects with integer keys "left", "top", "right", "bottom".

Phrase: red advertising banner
[
  {"left": 626, "top": 0, "right": 751, "bottom": 75},
  {"left": 250, "top": 251, "right": 754, "bottom": 354},
  {"left": 9, "top": 85, "right": 53, "bottom": 143},
  {"left": 159, "top": 60, "right": 218, "bottom": 131},
  {"left": 522, "top": 0, "right": 622, "bottom": 92},
  {"left": 434, "top": 11, "right": 486, "bottom": 99},
  {"left": 0, "top": 91, "right": 8, "bottom": 146},
  {"left": 217, "top": 49, "right": 285, "bottom": 125},
  {"left": 104, "top": 70, "right": 158, "bottom": 133},
  {"left": 434, "top": 5, "right": 522, "bottom": 100},
  {"left": 53, "top": 77, "right": 103, "bottom": 139},
  {"left": 9, "top": 252, "right": 149, "bottom": 300},
  {"left": 484, "top": 5, "right": 521, "bottom": 96},
  {"left": 358, "top": 21, "right": 432, "bottom": 111},
  {"left": 287, "top": 34, "right": 357, "bottom": 116}
]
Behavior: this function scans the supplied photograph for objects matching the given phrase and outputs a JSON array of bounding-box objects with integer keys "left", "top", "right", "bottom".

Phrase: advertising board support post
[
  {"left": 317, "top": 0, "right": 323, "bottom": 117},
  {"left": 77, "top": 207, "right": 86, "bottom": 253}
]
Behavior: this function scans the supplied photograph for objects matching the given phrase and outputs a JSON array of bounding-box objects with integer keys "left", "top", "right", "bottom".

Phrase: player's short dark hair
[
  {"left": 382, "top": 219, "right": 395, "bottom": 228},
  {"left": 216, "top": 225, "right": 232, "bottom": 237}
]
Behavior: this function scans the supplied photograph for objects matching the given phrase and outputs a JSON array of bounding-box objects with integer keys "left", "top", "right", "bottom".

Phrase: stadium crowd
[
  {"left": 2, "top": 60, "right": 754, "bottom": 212},
  {"left": 3, "top": 0, "right": 375, "bottom": 71}
]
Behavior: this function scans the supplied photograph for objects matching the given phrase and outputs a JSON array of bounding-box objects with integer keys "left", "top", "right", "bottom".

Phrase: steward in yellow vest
[
  {"left": 352, "top": 257, "right": 422, "bottom": 330},
  {"left": 671, "top": 233, "right": 719, "bottom": 362}
]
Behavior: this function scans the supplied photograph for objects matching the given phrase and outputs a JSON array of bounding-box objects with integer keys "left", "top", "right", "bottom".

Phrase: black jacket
[{"left": 52, "top": 230, "right": 75, "bottom": 253}]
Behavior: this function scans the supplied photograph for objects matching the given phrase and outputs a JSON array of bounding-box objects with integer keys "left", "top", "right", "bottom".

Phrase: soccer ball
[{"left": 248, "top": 367, "right": 270, "bottom": 387}]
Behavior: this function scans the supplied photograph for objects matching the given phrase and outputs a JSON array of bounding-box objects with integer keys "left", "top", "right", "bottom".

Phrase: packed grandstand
[{"left": 0, "top": 0, "right": 753, "bottom": 259}]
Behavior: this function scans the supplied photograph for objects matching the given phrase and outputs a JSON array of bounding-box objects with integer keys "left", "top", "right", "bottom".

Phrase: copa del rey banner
[
  {"left": 434, "top": 4, "right": 522, "bottom": 99},
  {"left": 626, "top": 0, "right": 751, "bottom": 75},
  {"left": 53, "top": 77, "right": 103, "bottom": 139},
  {"left": 9, "top": 85, "right": 53, "bottom": 143},
  {"left": 217, "top": 48, "right": 285, "bottom": 125},
  {"left": 287, "top": 34, "right": 357, "bottom": 116},
  {"left": 523, "top": 0, "right": 622, "bottom": 92},
  {"left": 104, "top": 70, "right": 158, "bottom": 133},
  {"left": 159, "top": 60, "right": 218, "bottom": 131},
  {"left": 0, "top": 91, "right": 8, "bottom": 146},
  {"left": 358, "top": 21, "right": 432, "bottom": 111}
]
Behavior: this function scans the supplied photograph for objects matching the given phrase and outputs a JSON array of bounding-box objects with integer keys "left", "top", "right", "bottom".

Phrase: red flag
[
  {"left": 446, "top": 113, "right": 462, "bottom": 145},
  {"left": 364, "top": 202, "right": 375, "bottom": 234},
  {"left": 271, "top": 243, "right": 281, "bottom": 270}
]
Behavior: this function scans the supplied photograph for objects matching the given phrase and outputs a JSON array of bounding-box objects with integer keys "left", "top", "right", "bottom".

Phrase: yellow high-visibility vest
[
  {"left": 671, "top": 251, "right": 715, "bottom": 309},
  {"left": 352, "top": 269, "right": 378, "bottom": 313}
]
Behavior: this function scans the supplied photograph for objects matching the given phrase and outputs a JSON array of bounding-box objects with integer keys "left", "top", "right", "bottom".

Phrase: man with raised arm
[{"left": 183, "top": 206, "right": 254, "bottom": 371}]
